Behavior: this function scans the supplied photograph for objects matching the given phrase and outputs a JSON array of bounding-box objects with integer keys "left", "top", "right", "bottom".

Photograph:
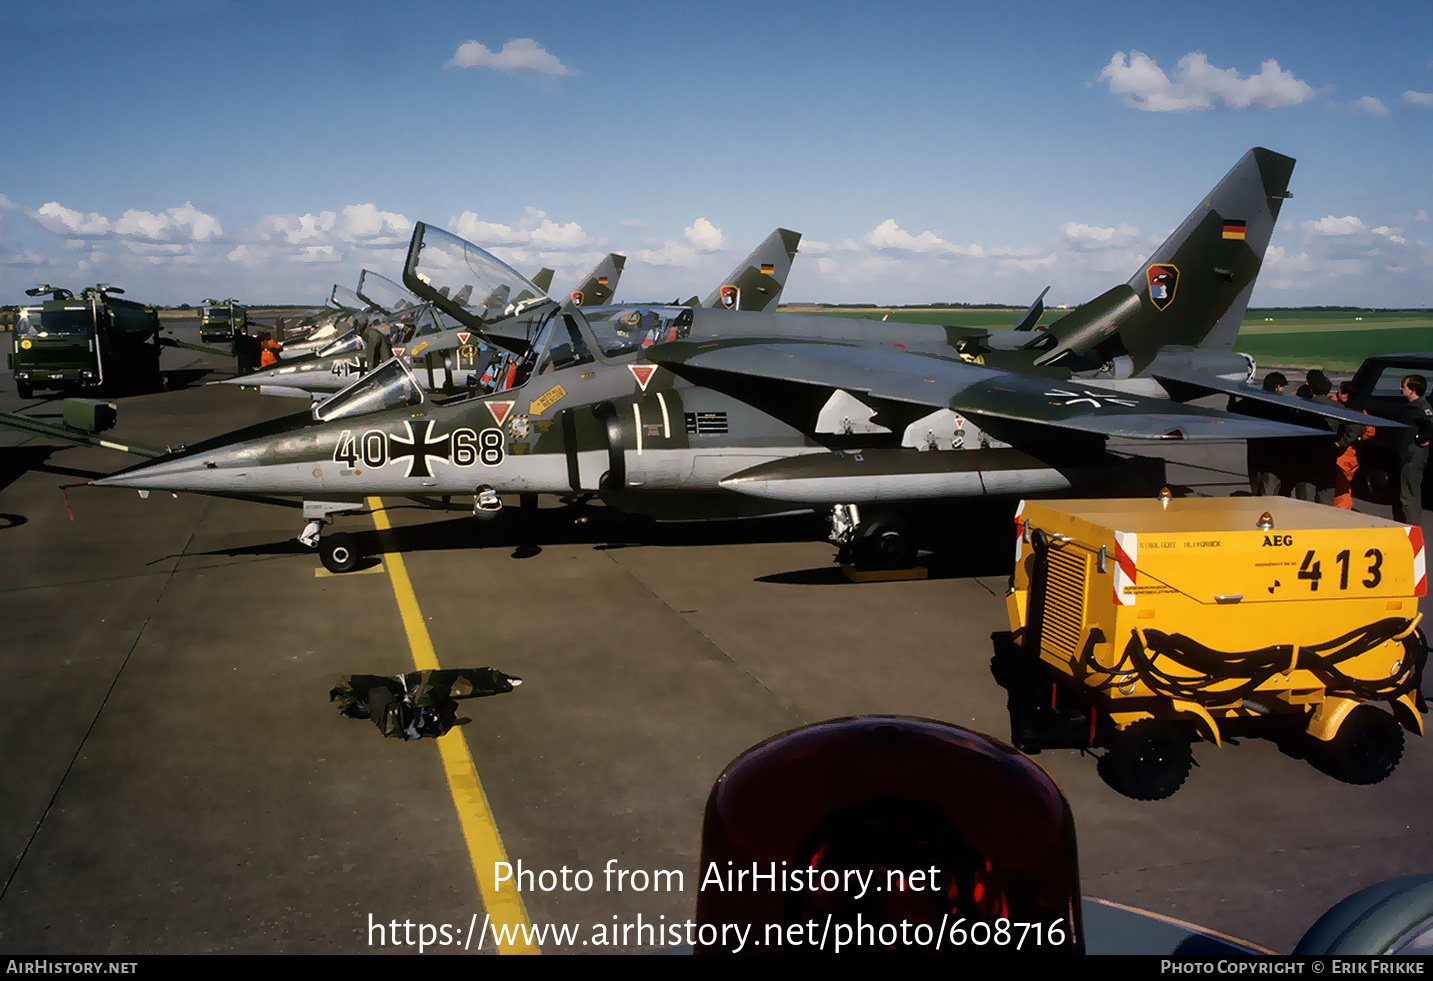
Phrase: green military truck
[
  {"left": 200, "top": 297, "right": 248, "bottom": 343},
  {"left": 10, "top": 285, "right": 161, "bottom": 398}
]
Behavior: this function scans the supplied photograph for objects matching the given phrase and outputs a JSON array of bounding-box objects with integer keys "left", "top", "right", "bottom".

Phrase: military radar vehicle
[
  {"left": 10, "top": 285, "right": 161, "bottom": 398},
  {"left": 200, "top": 298, "right": 248, "bottom": 343}
]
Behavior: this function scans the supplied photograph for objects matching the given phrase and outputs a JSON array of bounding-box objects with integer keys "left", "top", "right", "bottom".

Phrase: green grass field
[
  {"left": 1234, "top": 311, "right": 1433, "bottom": 370},
  {"left": 785, "top": 305, "right": 1433, "bottom": 372}
]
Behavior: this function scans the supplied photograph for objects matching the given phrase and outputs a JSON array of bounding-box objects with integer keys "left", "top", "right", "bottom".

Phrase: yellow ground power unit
[{"left": 1003, "top": 494, "right": 1426, "bottom": 800}]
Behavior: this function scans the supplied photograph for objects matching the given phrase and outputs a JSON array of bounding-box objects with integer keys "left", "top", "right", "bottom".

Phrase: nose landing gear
[
  {"left": 298, "top": 500, "right": 369, "bottom": 574},
  {"left": 320, "top": 533, "right": 360, "bottom": 574}
]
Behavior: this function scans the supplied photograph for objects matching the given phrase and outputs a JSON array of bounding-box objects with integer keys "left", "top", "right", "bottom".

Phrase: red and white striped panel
[
  {"left": 1112, "top": 530, "right": 1138, "bottom": 606},
  {"left": 1013, "top": 500, "right": 1027, "bottom": 570},
  {"left": 1407, "top": 526, "right": 1426, "bottom": 597}
]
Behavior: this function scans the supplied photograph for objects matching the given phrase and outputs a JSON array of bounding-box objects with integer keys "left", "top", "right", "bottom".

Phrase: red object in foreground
[{"left": 695, "top": 716, "right": 1084, "bottom": 954}]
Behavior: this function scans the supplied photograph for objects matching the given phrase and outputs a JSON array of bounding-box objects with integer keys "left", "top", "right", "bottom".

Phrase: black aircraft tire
[
  {"left": 1322, "top": 705, "right": 1403, "bottom": 785},
  {"left": 1355, "top": 465, "right": 1394, "bottom": 506},
  {"left": 1098, "top": 720, "right": 1192, "bottom": 801},
  {"left": 15, "top": 379, "right": 32, "bottom": 399},
  {"left": 320, "top": 533, "right": 360, "bottom": 574},
  {"left": 853, "top": 515, "right": 914, "bottom": 569}
]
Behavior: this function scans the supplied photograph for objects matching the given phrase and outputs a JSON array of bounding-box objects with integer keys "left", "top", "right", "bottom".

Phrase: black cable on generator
[{"left": 1090, "top": 619, "right": 1425, "bottom": 706}]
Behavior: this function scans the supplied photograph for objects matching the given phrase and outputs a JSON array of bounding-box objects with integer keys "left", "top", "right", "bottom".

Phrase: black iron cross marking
[{"left": 387, "top": 420, "right": 452, "bottom": 478}]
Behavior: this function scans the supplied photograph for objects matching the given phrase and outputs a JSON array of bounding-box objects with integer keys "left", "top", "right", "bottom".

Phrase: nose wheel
[
  {"left": 298, "top": 502, "right": 370, "bottom": 573},
  {"left": 319, "top": 532, "right": 361, "bottom": 574}
]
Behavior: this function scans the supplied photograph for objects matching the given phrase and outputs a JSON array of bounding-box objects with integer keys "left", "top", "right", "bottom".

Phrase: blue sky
[{"left": 1, "top": 0, "right": 1429, "bottom": 309}]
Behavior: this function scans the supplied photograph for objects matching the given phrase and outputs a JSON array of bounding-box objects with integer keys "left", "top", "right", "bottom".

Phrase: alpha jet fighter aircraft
[
  {"left": 223, "top": 257, "right": 601, "bottom": 400},
  {"left": 96, "top": 148, "right": 1372, "bottom": 572},
  {"left": 271, "top": 285, "right": 365, "bottom": 355},
  {"left": 227, "top": 227, "right": 800, "bottom": 403}
]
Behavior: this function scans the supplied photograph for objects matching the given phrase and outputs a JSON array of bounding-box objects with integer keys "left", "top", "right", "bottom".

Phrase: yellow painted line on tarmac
[{"left": 368, "top": 497, "right": 538, "bottom": 955}]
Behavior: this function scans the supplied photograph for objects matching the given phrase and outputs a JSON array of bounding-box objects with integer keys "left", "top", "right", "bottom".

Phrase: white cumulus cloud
[
  {"left": 293, "top": 245, "right": 342, "bottom": 264},
  {"left": 1349, "top": 96, "right": 1390, "bottom": 116},
  {"left": 634, "top": 241, "right": 700, "bottom": 267},
  {"left": 336, "top": 203, "right": 409, "bottom": 243},
  {"left": 447, "top": 38, "right": 578, "bottom": 77},
  {"left": 1302, "top": 215, "right": 1367, "bottom": 236},
  {"left": 865, "top": 219, "right": 951, "bottom": 252},
  {"left": 35, "top": 202, "right": 112, "bottom": 237},
  {"left": 449, "top": 213, "right": 518, "bottom": 244},
  {"left": 113, "top": 202, "right": 223, "bottom": 242},
  {"left": 1097, "top": 51, "right": 1317, "bottom": 111},
  {"left": 257, "top": 211, "right": 337, "bottom": 244},
  {"left": 1405, "top": 90, "right": 1433, "bottom": 108},
  {"left": 448, "top": 207, "right": 591, "bottom": 251},
  {"left": 529, "top": 217, "right": 589, "bottom": 249},
  {"left": 1059, "top": 221, "right": 1143, "bottom": 253},
  {"left": 34, "top": 200, "right": 223, "bottom": 243},
  {"left": 684, "top": 218, "right": 724, "bottom": 251}
]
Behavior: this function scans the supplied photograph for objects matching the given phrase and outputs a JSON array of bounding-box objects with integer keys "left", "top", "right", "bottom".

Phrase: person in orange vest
[
  {"left": 1334, "top": 380, "right": 1375, "bottom": 510},
  {"left": 259, "top": 331, "right": 283, "bottom": 367}
]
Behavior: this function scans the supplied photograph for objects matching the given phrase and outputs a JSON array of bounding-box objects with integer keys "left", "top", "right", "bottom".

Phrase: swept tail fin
[
  {"left": 1030, "top": 148, "right": 1294, "bottom": 371},
  {"left": 702, "top": 228, "right": 801, "bottom": 311},
  {"left": 1012, "top": 286, "right": 1050, "bottom": 331},
  {"left": 569, "top": 254, "right": 625, "bottom": 306}
]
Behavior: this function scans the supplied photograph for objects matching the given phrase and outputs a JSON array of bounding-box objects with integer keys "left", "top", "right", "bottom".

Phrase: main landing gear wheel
[
  {"left": 1098, "top": 719, "right": 1193, "bottom": 800},
  {"left": 1323, "top": 706, "right": 1403, "bottom": 785},
  {"left": 320, "top": 533, "right": 360, "bottom": 574},
  {"left": 1354, "top": 466, "right": 1394, "bottom": 506},
  {"left": 852, "top": 514, "right": 914, "bottom": 569}
]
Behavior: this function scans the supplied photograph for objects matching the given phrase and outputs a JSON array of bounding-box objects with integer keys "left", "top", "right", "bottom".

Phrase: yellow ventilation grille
[{"left": 1042, "top": 547, "right": 1089, "bottom": 660}]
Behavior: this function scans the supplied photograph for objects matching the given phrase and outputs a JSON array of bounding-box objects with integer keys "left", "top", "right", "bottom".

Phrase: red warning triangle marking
[
  {"left": 457, "top": 332, "right": 471, "bottom": 345},
  {"left": 487, "top": 400, "right": 514, "bottom": 426},
  {"left": 392, "top": 347, "right": 405, "bottom": 358},
  {"left": 629, "top": 364, "right": 656, "bottom": 391}
]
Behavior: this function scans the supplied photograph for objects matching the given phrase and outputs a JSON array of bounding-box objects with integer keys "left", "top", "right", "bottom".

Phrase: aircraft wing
[
  {"left": 651, "top": 338, "right": 1332, "bottom": 441},
  {"left": 1147, "top": 361, "right": 1407, "bottom": 430}
]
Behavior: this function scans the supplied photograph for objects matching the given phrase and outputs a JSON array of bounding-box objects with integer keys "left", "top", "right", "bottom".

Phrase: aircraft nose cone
[
  {"left": 94, "top": 451, "right": 221, "bottom": 491},
  {"left": 226, "top": 365, "right": 285, "bottom": 386}
]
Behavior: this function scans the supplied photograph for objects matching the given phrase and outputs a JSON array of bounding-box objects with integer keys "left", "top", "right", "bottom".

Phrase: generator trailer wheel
[
  {"left": 1323, "top": 706, "right": 1403, "bottom": 786},
  {"left": 1099, "top": 719, "right": 1193, "bottom": 801}
]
